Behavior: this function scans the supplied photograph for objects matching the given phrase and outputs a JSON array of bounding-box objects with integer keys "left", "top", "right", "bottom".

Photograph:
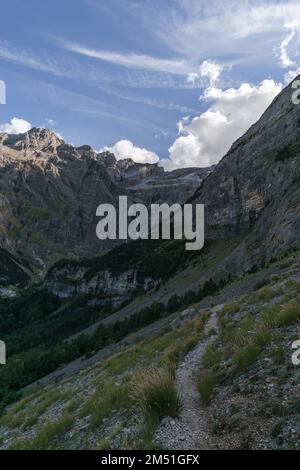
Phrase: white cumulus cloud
[
  {"left": 188, "top": 59, "right": 223, "bottom": 86},
  {"left": 0, "top": 117, "right": 32, "bottom": 134},
  {"left": 102, "top": 139, "right": 159, "bottom": 164},
  {"left": 160, "top": 79, "right": 282, "bottom": 170}
]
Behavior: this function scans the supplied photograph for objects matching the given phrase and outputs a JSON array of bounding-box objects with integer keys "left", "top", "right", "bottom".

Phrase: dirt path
[{"left": 155, "top": 304, "right": 223, "bottom": 450}]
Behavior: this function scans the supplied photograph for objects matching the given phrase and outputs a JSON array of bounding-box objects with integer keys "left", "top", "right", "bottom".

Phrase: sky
[{"left": 0, "top": 0, "right": 300, "bottom": 169}]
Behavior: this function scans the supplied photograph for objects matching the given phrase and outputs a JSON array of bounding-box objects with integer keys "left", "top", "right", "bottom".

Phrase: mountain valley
[{"left": 0, "top": 77, "right": 299, "bottom": 450}]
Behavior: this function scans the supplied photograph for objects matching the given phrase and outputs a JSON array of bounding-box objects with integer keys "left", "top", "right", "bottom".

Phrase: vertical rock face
[
  {"left": 191, "top": 78, "right": 300, "bottom": 267},
  {"left": 0, "top": 128, "right": 212, "bottom": 272},
  {"left": 44, "top": 260, "right": 157, "bottom": 307}
]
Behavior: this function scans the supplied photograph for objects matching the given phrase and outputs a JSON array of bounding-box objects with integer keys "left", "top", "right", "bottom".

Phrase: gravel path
[{"left": 155, "top": 304, "right": 223, "bottom": 450}]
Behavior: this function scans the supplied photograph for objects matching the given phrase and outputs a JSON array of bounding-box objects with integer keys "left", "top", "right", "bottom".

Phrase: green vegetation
[
  {"left": 131, "top": 365, "right": 181, "bottom": 426},
  {"left": 270, "top": 418, "right": 285, "bottom": 439},
  {"left": 0, "top": 233, "right": 238, "bottom": 412},
  {"left": 1, "top": 246, "right": 299, "bottom": 449},
  {"left": 100, "top": 315, "right": 205, "bottom": 448},
  {"left": 0, "top": 247, "right": 29, "bottom": 287},
  {"left": 219, "top": 302, "right": 240, "bottom": 316},
  {"left": 30, "top": 231, "right": 46, "bottom": 247},
  {"left": 197, "top": 370, "right": 215, "bottom": 403},
  {"left": 196, "top": 262, "right": 300, "bottom": 409},
  {"left": 233, "top": 343, "right": 261, "bottom": 371},
  {"left": 271, "top": 344, "right": 285, "bottom": 364},
  {"left": 0, "top": 274, "right": 222, "bottom": 409},
  {"left": 277, "top": 299, "right": 300, "bottom": 325},
  {"left": 202, "top": 342, "right": 221, "bottom": 369},
  {"left": 0, "top": 387, "right": 71, "bottom": 430},
  {"left": 25, "top": 206, "right": 52, "bottom": 221},
  {"left": 79, "top": 379, "right": 131, "bottom": 427},
  {"left": 0, "top": 289, "right": 114, "bottom": 406},
  {"left": 98, "top": 424, "right": 124, "bottom": 450},
  {"left": 253, "top": 286, "right": 274, "bottom": 302},
  {"left": 49, "top": 238, "right": 205, "bottom": 283},
  {"left": 9, "top": 413, "right": 75, "bottom": 450}
]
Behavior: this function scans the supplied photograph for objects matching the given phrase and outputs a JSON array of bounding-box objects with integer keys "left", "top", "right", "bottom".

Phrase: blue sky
[{"left": 0, "top": 0, "right": 300, "bottom": 169}]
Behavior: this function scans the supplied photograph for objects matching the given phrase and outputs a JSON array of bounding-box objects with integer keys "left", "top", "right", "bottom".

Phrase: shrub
[
  {"left": 260, "top": 306, "right": 280, "bottom": 329},
  {"left": 278, "top": 301, "right": 300, "bottom": 325},
  {"left": 202, "top": 343, "right": 221, "bottom": 369},
  {"left": 166, "top": 337, "right": 198, "bottom": 364},
  {"left": 219, "top": 302, "right": 240, "bottom": 316},
  {"left": 271, "top": 345, "right": 285, "bottom": 364},
  {"left": 33, "top": 413, "right": 74, "bottom": 449},
  {"left": 270, "top": 418, "right": 285, "bottom": 438},
  {"left": 65, "top": 399, "right": 80, "bottom": 413},
  {"left": 30, "top": 232, "right": 46, "bottom": 247},
  {"left": 197, "top": 370, "right": 215, "bottom": 403},
  {"left": 253, "top": 286, "right": 276, "bottom": 302},
  {"left": 10, "top": 413, "right": 75, "bottom": 450},
  {"left": 80, "top": 380, "right": 131, "bottom": 427},
  {"left": 131, "top": 365, "right": 181, "bottom": 425},
  {"left": 234, "top": 343, "right": 261, "bottom": 371},
  {"left": 25, "top": 206, "right": 52, "bottom": 221},
  {"left": 253, "top": 328, "right": 273, "bottom": 348},
  {"left": 252, "top": 279, "right": 269, "bottom": 291}
]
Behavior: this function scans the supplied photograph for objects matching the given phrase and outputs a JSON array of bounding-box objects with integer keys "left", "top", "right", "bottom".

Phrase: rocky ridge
[{"left": 0, "top": 129, "right": 211, "bottom": 276}]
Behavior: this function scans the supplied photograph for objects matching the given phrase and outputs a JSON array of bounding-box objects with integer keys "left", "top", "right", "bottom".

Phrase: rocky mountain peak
[{"left": 0, "top": 127, "right": 63, "bottom": 156}]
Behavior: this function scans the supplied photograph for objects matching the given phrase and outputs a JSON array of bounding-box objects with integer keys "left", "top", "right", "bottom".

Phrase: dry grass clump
[
  {"left": 131, "top": 364, "right": 181, "bottom": 425},
  {"left": 197, "top": 370, "right": 215, "bottom": 403}
]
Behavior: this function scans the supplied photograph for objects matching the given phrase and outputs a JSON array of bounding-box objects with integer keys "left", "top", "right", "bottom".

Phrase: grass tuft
[
  {"left": 202, "top": 343, "right": 221, "bottom": 369},
  {"left": 197, "top": 370, "right": 215, "bottom": 403},
  {"left": 9, "top": 413, "right": 74, "bottom": 450},
  {"left": 79, "top": 379, "right": 131, "bottom": 427},
  {"left": 278, "top": 300, "right": 300, "bottom": 326},
  {"left": 233, "top": 343, "right": 261, "bottom": 371},
  {"left": 131, "top": 365, "right": 181, "bottom": 426}
]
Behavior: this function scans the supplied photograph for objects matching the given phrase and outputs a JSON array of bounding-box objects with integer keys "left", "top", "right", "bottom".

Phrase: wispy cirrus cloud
[
  {"left": 279, "top": 26, "right": 297, "bottom": 67},
  {"left": 0, "top": 39, "right": 198, "bottom": 100},
  {"left": 0, "top": 40, "right": 196, "bottom": 120},
  {"left": 137, "top": 0, "right": 300, "bottom": 68},
  {"left": 12, "top": 76, "right": 164, "bottom": 137},
  {"left": 0, "top": 41, "right": 63, "bottom": 74},
  {"left": 278, "top": 22, "right": 300, "bottom": 69},
  {"left": 57, "top": 38, "right": 192, "bottom": 75}
]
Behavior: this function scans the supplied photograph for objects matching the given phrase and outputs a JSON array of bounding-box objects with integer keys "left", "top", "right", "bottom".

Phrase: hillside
[{"left": 0, "top": 252, "right": 299, "bottom": 449}]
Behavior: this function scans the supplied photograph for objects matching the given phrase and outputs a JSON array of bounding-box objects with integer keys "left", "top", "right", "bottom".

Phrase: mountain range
[{"left": 0, "top": 77, "right": 299, "bottom": 450}]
